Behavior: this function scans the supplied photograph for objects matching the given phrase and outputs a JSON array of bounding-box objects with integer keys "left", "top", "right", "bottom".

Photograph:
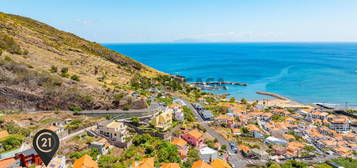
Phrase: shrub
[
  {"left": 4, "top": 56, "right": 12, "bottom": 62},
  {"left": 69, "top": 106, "right": 82, "bottom": 112},
  {"left": 122, "top": 104, "right": 130, "bottom": 111},
  {"left": 0, "top": 33, "right": 23, "bottom": 54},
  {"left": 71, "top": 74, "right": 80, "bottom": 81},
  {"left": 61, "top": 67, "right": 69, "bottom": 74},
  {"left": 50, "top": 65, "right": 58, "bottom": 73}
]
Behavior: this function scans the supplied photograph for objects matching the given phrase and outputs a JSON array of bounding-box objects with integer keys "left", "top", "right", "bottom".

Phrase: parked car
[{"left": 229, "top": 142, "right": 238, "bottom": 153}]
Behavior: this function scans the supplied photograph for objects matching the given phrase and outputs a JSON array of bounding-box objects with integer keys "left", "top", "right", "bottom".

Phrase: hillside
[{"left": 0, "top": 12, "right": 172, "bottom": 111}]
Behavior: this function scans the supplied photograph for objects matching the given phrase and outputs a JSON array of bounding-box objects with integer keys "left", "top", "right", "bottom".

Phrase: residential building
[
  {"left": 192, "top": 160, "right": 213, "bottom": 168},
  {"left": 272, "top": 145, "right": 287, "bottom": 155},
  {"left": 73, "top": 155, "right": 98, "bottom": 168},
  {"left": 200, "top": 110, "right": 214, "bottom": 121},
  {"left": 264, "top": 136, "right": 288, "bottom": 145},
  {"left": 171, "top": 138, "right": 188, "bottom": 158},
  {"left": 287, "top": 141, "right": 304, "bottom": 157},
  {"left": 182, "top": 130, "right": 204, "bottom": 147},
  {"left": 246, "top": 125, "right": 264, "bottom": 138},
  {"left": 199, "top": 147, "right": 218, "bottom": 163},
  {"left": 215, "top": 115, "right": 236, "bottom": 128},
  {"left": 210, "top": 158, "right": 232, "bottom": 168},
  {"left": 152, "top": 108, "right": 173, "bottom": 131},
  {"left": 131, "top": 157, "right": 154, "bottom": 168},
  {"left": 239, "top": 144, "right": 252, "bottom": 158},
  {"left": 47, "top": 126, "right": 64, "bottom": 135},
  {"left": 98, "top": 121, "right": 128, "bottom": 143},
  {"left": 329, "top": 117, "right": 351, "bottom": 133},
  {"left": 172, "top": 106, "right": 185, "bottom": 122},
  {"left": 231, "top": 128, "right": 241, "bottom": 136},
  {"left": 251, "top": 148, "right": 269, "bottom": 160},
  {"left": 90, "top": 138, "right": 111, "bottom": 155},
  {"left": 333, "top": 146, "right": 352, "bottom": 156}
]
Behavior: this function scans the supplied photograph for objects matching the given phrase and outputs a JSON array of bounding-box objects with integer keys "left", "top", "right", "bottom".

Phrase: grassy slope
[{"left": 0, "top": 12, "right": 163, "bottom": 111}]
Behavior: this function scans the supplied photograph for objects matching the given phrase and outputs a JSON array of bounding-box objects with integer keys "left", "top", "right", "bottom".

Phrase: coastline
[{"left": 251, "top": 91, "right": 312, "bottom": 108}]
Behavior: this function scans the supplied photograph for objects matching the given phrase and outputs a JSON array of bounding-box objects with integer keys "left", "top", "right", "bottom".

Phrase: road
[
  {"left": 60, "top": 125, "right": 97, "bottom": 141},
  {"left": 184, "top": 100, "right": 248, "bottom": 168}
]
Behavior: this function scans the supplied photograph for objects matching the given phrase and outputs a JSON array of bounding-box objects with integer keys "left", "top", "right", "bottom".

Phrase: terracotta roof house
[
  {"left": 210, "top": 158, "right": 232, "bottom": 168},
  {"left": 329, "top": 117, "right": 351, "bottom": 133},
  {"left": 171, "top": 138, "right": 188, "bottom": 158},
  {"left": 334, "top": 146, "right": 352, "bottom": 156},
  {"left": 182, "top": 130, "right": 204, "bottom": 147},
  {"left": 239, "top": 144, "right": 251, "bottom": 157},
  {"left": 131, "top": 157, "right": 155, "bottom": 168},
  {"left": 287, "top": 141, "right": 305, "bottom": 156},
  {"left": 272, "top": 145, "right": 287, "bottom": 155},
  {"left": 282, "top": 134, "right": 295, "bottom": 142},
  {"left": 231, "top": 128, "right": 241, "bottom": 135},
  {"left": 191, "top": 160, "right": 213, "bottom": 168},
  {"left": 73, "top": 154, "right": 98, "bottom": 168}
]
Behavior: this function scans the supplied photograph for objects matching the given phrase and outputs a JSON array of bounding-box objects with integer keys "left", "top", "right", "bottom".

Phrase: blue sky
[{"left": 1, "top": 0, "right": 357, "bottom": 43}]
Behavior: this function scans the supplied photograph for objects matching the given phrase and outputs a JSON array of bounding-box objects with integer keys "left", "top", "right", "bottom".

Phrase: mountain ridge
[{"left": 0, "top": 12, "right": 172, "bottom": 111}]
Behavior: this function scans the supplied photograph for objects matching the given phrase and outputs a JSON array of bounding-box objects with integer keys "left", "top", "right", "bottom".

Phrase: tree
[
  {"left": 183, "top": 148, "right": 200, "bottom": 168},
  {"left": 281, "top": 160, "right": 307, "bottom": 168},
  {"left": 155, "top": 141, "right": 181, "bottom": 163},
  {"left": 229, "top": 97, "right": 236, "bottom": 103},
  {"left": 268, "top": 162, "right": 281, "bottom": 168},
  {"left": 304, "top": 145, "right": 316, "bottom": 152},
  {"left": 240, "top": 98, "right": 248, "bottom": 104}
]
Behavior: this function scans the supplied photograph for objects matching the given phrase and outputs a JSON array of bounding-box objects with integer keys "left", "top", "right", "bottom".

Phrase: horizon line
[{"left": 101, "top": 41, "right": 357, "bottom": 44}]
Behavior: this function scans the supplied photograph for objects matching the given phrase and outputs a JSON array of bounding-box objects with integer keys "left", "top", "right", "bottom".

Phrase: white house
[
  {"left": 199, "top": 147, "right": 218, "bottom": 162},
  {"left": 90, "top": 138, "right": 111, "bottom": 155},
  {"left": 329, "top": 117, "right": 351, "bottom": 133},
  {"left": 264, "top": 136, "right": 288, "bottom": 145},
  {"left": 98, "top": 121, "right": 129, "bottom": 143}
]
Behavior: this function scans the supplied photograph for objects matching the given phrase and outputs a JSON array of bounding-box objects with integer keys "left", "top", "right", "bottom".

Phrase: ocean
[{"left": 104, "top": 43, "right": 357, "bottom": 107}]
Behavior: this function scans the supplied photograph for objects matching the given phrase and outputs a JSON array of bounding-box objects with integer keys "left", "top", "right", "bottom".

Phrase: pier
[
  {"left": 256, "top": 91, "right": 289, "bottom": 100},
  {"left": 191, "top": 81, "right": 248, "bottom": 86}
]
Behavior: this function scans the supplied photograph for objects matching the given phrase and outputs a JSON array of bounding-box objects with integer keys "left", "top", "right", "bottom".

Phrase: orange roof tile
[
  {"left": 0, "top": 130, "right": 9, "bottom": 139},
  {"left": 282, "top": 134, "right": 295, "bottom": 140},
  {"left": 231, "top": 128, "right": 241, "bottom": 134},
  {"left": 161, "top": 163, "right": 180, "bottom": 168},
  {"left": 192, "top": 160, "right": 213, "bottom": 168},
  {"left": 187, "top": 130, "right": 203, "bottom": 140},
  {"left": 171, "top": 138, "right": 187, "bottom": 148},
  {"left": 47, "top": 126, "right": 61, "bottom": 132},
  {"left": 0, "top": 158, "right": 17, "bottom": 168},
  {"left": 238, "top": 144, "right": 250, "bottom": 153},
  {"left": 210, "top": 159, "right": 232, "bottom": 168},
  {"left": 132, "top": 157, "right": 155, "bottom": 168},
  {"left": 73, "top": 154, "right": 98, "bottom": 168},
  {"left": 246, "top": 125, "right": 260, "bottom": 132}
]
